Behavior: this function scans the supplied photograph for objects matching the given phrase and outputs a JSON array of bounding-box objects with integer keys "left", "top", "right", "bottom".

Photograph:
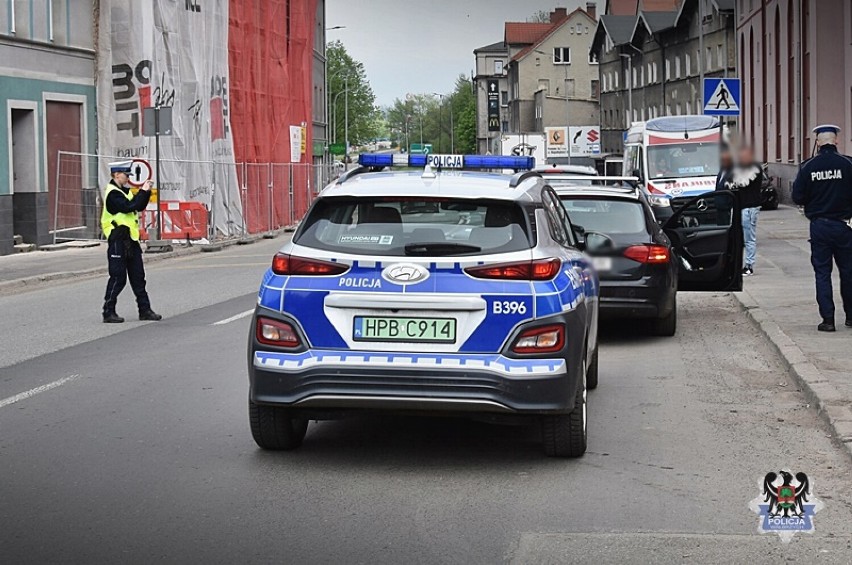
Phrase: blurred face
[
  {"left": 738, "top": 147, "right": 754, "bottom": 165},
  {"left": 112, "top": 172, "right": 128, "bottom": 186},
  {"left": 720, "top": 151, "right": 732, "bottom": 168}
]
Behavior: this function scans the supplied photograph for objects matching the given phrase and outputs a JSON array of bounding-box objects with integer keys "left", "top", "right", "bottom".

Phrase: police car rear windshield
[{"left": 296, "top": 197, "right": 531, "bottom": 256}]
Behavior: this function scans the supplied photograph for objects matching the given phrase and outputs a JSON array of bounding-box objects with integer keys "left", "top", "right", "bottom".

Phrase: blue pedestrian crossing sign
[{"left": 703, "top": 78, "right": 741, "bottom": 116}]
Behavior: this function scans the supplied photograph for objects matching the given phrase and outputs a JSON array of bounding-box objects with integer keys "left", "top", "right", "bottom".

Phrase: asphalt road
[{"left": 1, "top": 243, "right": 851, "bottom": 564}]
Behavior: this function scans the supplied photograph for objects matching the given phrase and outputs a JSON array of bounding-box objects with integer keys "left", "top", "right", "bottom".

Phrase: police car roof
[
  {"left": 320, "top": 170, "right": 541, "bottom": 202},
  {"left": 550, "top": 184, "right": 640, "bottom": 200}
]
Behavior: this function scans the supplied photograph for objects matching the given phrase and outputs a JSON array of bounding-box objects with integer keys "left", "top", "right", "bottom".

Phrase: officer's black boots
[
  {"left": 103, "top": 312, "right": 125, "bottom": 324},
  {"left": 846, "top": 319, "right": 852, "bottom": 328},
  {"left": 818, "top": 319, "right": 836, "bottom": 332},
  {"left": 139, "top": 310, "right": 163, "bottom": 321}
]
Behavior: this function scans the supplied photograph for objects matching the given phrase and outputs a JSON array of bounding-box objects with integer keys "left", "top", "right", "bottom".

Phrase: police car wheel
[
  {"left": 652, "top": 297, "right": 678, "bottom": 337},
  {"left": 249, "top": 400, "right": 309, "bottom": 451},
  {"left": 586, "top": 346, "right": 599, "bottom": 390},
  {"left": 541, "top": 358, "right": 587, "bottom": 458}
]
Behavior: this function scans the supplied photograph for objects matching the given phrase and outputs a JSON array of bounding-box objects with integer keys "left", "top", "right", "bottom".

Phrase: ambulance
[{"left": 623, "top": 116, "right": 723, "bottom": 220}]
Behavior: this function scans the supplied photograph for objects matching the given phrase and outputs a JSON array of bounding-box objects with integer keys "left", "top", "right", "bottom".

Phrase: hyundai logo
[
  {"left": 696, "top": 199, "right": 709, "bottom": 212},
  {"left": 382, "top": 263, "right": 430, "bottom": 285}
]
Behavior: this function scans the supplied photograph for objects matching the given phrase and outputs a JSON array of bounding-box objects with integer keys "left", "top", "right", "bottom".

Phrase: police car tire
[
  {"left": 541, "top": 360, "right": 587, "bottom": 458},
  {"left": 586, "top": 346, "right": 599, "bottom": 390},
  {"left": 653, "top": 298, "right": 677, "bottom": 337},
  {"left": 249, "top": 400, "right": 309, "bottom": 451}
]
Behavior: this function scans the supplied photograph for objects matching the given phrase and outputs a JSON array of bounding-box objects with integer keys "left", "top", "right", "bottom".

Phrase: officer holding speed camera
[{"left": 101, "top": 161, "right": 162, "bottom": 324}]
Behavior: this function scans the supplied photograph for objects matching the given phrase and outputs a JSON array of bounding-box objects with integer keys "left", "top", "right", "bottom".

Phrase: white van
[{"left": 623, "top": 116, "right": 722, "bottom": 220}]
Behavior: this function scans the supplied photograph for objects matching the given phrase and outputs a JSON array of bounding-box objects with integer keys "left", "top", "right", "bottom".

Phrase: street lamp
[
  {"left": 535, "top": 49, "right": 571, "bottom": 164},
  {"left": 432, "top": 93, "right": 454, "bottom": 153}
]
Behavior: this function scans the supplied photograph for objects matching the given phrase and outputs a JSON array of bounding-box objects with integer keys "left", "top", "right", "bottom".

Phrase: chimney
[
  {"left": 586, "top": 2, "right": 597, "bottom": 19},
  {"left": 550, "top": 8, "right": 568, "bottom": 23}
]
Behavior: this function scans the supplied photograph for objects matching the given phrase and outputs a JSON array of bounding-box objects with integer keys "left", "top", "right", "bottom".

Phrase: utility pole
[
  {"left": 434, "top": 93, "right": 444, "bottom": 153},
  {"left": 564, "top": 62, "right": 571, "bottom": 165},
  {"left": 344, "top": 76, "right": 349, "bottom": 170},
  {"left": 698, "top": 0, "right": 705, "bottom": 107}
]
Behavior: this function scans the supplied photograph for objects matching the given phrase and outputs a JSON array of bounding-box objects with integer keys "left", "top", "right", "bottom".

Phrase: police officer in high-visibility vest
[
  {"left": 792, "top": 125, "right": 852, "bottom": 332},
  {"left": 101, "top": 161, "right": 162, "bottom": 323}
]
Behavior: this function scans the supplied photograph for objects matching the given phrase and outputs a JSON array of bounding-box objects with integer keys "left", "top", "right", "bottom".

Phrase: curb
[
  {"left": 0, "top": 229, "right": 288, "bottom": 296},
  {"left": 732, "top": 288, "right": 852, "bottom": 459}
]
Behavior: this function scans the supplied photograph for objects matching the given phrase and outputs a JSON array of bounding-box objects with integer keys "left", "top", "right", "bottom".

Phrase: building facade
[
  {"left": 473, "top": 41, "right": 509, "bottom": 155},
  {"left": 0, "top": 0, "right": 97, "bottom": 254},
  {"left": 592, "top": 0, "right": 736, "bottom": 155},
  {"left": 738, "top": 0, "right": 852, "bottom": 201},
  {"left": 505, "top": 5, "right": 601, "bottom": 136}
]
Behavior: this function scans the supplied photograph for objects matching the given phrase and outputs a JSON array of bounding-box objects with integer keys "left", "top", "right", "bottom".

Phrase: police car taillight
[
  {"left": 271, "top": 254, "right": 349, "bottom": 276},
  {"left": 512, "top": 324, "right": 565, "bottom": 354},
  {"left": 464, "top": 258, "right": 561, "bottom": 281},
  {"left": 256, "top": 317, "right": 300, "bottom": 348}
]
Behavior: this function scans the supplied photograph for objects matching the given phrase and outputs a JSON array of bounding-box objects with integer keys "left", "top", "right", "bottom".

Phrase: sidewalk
[{"left": 733, "top": 205, "right": 852, "bottom": 456}]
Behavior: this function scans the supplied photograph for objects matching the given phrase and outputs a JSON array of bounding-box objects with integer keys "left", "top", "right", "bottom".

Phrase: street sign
[
  {"left": 127, "top": 158, "right": 153, "bottom": 187},
  {"left": 410, "top": 143, "right": 433, "bottom": 155},
  {"left": 487, "top": 79, "right": 501, "bottom": 132},
  {"left": 545, "top": 127, "right": 569, "bottom": 158},
  {"left": 703, "top": 78, "right": 741, "bottom": 116},
  {"left": 141, "top": 107, "right": 173, "bottom": 136},
  {"left": 329, "top": 143, "right": 346, "bottom": 155},
  {"left": 568, "top": 126, "right": 602, "bottom": 156}
]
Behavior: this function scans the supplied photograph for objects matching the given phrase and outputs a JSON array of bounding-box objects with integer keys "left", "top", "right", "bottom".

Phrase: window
[
  {"left": 666, "top": 60, "right": 671, "bottom": 80},
  {"left": 640, "top": 66, "right": 645, "bottom": 86},
  {"left": 495, "top": 60, "right": 504, "bottom": 75},
  {"left": 685, "top": 54, "right": 691, "bottom": 76},
  {"left": 500, "top": 91, "right": 508, "bottom": 106},
  {"left": 676, "top": 103, "right": 682, "bottom": 115},
  {"left": 553, "top": 47, "right": 571, "bottom": 64},
  {"left": 675, "top": 56, "right": 681, "bottom": 78},
  {"left": 614, "top": 72, "right": 619, "bottom": 89},
  {"left": 686, "top": 101, "right": 691, "bottom": 114},
  {"left": 632, "top": 67, "right": 637, "bottom": 86},
  {"left": 652, "top": 62, "right": 658, "bottom": 83},
  {"left": 706, "top": 47, "right": 712, "bottom": 69},
  {"left": 591, "top": 80, "right": 600, "bottom": 99},
  {"left": 589, "top": 52, "right": 599, "bottom": 64},
  {"left": 502, "top": 120, "right": 509, "bottom": 133},
  {"left": 717, "top": 45, "right": 724, "bottom": 69}
]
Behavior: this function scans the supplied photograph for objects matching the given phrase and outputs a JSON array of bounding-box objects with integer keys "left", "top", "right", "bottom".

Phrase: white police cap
[
  {"left": 109, "top": 160, "right": 133, "bottom": 173},
  {"left": 813, "top": 124, "right": 840, "bottom": 135}
]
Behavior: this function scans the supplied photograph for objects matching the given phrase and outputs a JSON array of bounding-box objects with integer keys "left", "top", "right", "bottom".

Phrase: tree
[
  {"left": 449, "top": 75, "right": 476, "bottom": 154},
  {"left": 527, "top": 10, "right": 551, "bottom": 23},
  {"left": 327, "top": 40, "right": 380, "bottom": 149}
]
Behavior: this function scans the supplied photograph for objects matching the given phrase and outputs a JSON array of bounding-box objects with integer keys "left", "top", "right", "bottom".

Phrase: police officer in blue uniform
[
  {"left": 792, "top": 125, "right": 852, "bottom": 332},
  {"left": 101, "top": 161, "right": 163, "bottom": 324}
]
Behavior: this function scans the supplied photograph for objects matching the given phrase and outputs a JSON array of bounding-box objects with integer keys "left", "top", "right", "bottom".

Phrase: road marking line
[
  {"left": 0, "top": 374, "right": 80, "bottom": 409},
  {"left": 212, "top": 309, "right": 254, "bottom": 326}
]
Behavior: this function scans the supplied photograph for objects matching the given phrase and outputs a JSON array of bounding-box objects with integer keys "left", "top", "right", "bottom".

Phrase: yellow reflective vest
[{"left": 101, "top": 184, "right": 141, "bottom": 241}]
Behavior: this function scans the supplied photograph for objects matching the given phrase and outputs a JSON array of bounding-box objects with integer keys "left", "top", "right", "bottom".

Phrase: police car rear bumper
[{"left": 249, "top": 354, "right": 575, "bottom": 414}]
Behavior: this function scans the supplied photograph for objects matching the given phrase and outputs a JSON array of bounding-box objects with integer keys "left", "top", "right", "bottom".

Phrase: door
[
  {"left": 46, "top": 101, "right": 83, "bottom": 230},
  {"left": 662, "top": 191, "right": 742, "bottom": 292}
]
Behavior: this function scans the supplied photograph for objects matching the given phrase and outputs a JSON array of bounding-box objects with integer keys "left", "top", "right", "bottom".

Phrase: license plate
[
  {"left": 592, "top": 257, "right": 612, "bottom": 271},
  {"left": 353, "top": 316, "right": 456, "bottom": 343}
]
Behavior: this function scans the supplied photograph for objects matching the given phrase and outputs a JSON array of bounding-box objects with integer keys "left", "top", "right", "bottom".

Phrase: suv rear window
[{"left": 296, "top": 197, "right": 531, "bottom": 256}]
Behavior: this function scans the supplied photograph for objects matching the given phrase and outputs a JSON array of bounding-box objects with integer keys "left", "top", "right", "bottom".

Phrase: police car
[{"left": 248, "top": 154, "right": 599, "bottom": 458}]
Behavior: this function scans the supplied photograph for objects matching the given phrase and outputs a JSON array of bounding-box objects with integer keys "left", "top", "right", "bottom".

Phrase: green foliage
[
  {"left": 327, "top": 40, "right": 381, "bottom": 147},
  {"left": 383, "top": 74, "right": 477, "bottom": 154}
]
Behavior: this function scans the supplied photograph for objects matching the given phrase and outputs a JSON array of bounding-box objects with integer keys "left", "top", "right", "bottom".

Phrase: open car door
[{"left": 662, "top": 191, "right": 743, "bottom": 292}]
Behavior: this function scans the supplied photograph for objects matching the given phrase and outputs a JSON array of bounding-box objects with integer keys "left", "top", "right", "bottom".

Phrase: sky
[{"left": 325, "top": 0, "right": 601, "bottom": 107}]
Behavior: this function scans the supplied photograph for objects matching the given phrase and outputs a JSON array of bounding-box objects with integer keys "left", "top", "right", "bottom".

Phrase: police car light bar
[{"left": 358, "top": 153, "right": 535, "bottom": 171}]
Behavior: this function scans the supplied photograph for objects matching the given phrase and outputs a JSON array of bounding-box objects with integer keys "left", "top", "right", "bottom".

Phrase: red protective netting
[{"left": 228, "top": 0, "right": 315, "bottom": 233}]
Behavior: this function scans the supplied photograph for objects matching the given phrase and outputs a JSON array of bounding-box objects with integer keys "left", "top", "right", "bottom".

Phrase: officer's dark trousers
[
  {"left": 103, "top": 238, "right": 151, "bottom": 316},
  {"left": 809, "top": 218, "right": 852, "bottom": 321}
]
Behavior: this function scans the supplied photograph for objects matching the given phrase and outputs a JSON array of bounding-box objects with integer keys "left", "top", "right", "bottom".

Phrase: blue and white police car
[{"left": 248, "top": 154, "right": 599, "bottom": 457}]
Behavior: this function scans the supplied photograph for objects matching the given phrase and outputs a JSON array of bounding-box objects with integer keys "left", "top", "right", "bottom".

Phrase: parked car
[{"left": 549, "top": 176, "right": 744, "bottom": 336}]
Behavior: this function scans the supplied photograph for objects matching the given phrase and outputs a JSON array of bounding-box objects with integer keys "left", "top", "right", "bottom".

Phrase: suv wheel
[
  {"left": 586, "top": 345, "right": 599, "bottom": 390},
  {"left": 249, "top": 399, "right": 309, "bottom": 450},
  {"left": 541, "top": 358, "right": 587, "bottom": 458}
]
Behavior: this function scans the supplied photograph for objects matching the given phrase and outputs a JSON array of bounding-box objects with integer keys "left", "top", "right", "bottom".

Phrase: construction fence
[{"left": 52, "top": 151, "right": 337, "bottom": 244}]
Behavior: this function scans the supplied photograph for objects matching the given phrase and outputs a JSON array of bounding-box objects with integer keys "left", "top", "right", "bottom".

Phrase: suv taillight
[
  {"left": 256, "top": 317, "right": 301, "bottom": 348},
  {"left": 623, "top": 245, "right": 670, "bottom": 264},
  {"left": 512, "top": 324, "right": 565, "bottom": 354},
  {"left": 272, "top": 254, "right": 349, "bottom": 276},
  {"left": 465, "top": 258, "right": 561, "bottom": 281}
]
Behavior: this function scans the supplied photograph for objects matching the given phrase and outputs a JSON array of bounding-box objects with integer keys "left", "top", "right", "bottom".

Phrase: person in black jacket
[
  {"left": 792, "top": 125, "right": 852, "bottom": 332},
  {"left": 722, "top": 146, "right": 763, "bottom": 276},
  {"left": 100, "top": 161, "right": 162, "bottom": 323}
]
